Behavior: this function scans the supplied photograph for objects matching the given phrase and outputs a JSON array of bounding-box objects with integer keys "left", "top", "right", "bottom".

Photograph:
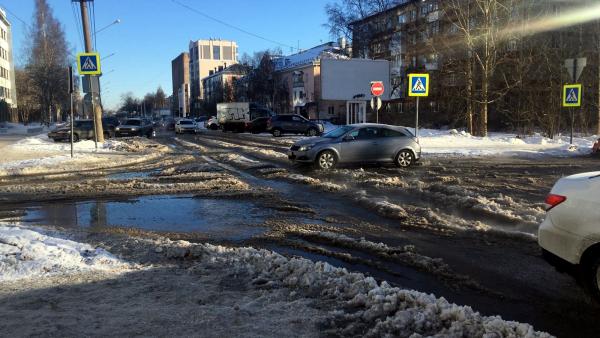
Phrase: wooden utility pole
[{"left": 77, "top": 0, "right": 104, "bottom": 143}]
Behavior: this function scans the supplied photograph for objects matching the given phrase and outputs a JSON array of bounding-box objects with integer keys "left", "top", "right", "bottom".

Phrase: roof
[
  {"left": 348, "top": 0, "right": 416, "bottom": 26},
  {"left": 273, "top": 42, "right": 349, "bottom": 72},
  {"left": 348, "top": 123, "right": 408, "bottom": 129}
]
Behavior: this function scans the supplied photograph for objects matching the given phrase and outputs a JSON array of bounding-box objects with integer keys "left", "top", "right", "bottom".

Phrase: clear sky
[{"left": 2, "top": 0, "right": 334, "bottom": 110}]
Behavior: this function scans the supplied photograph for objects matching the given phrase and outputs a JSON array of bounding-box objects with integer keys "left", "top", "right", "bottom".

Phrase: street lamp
[
  {"left": 94, "top": 19, "right": 121, "bottom": 37},
  {"left": 101, "top": 52, "right": 116, "bottom": 61}
]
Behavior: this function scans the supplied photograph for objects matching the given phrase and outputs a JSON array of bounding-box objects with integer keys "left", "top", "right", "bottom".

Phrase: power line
[
  {"left": 170, "top": 0, "right": 299, "bottom": 52},
  {"left": 0, "top": 4, "right": 27, "bottom": 26},
  {"left": 71, "top": 2, "right": 85, "bottom": 50}
]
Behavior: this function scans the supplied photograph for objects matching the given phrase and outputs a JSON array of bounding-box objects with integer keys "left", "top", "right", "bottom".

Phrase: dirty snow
[{"left": 0, "top": 225, "right": 130, "bottom": 281}]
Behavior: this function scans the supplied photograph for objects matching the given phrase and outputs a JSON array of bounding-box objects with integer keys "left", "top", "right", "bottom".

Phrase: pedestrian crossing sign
[
  {"left": 77, "top": 52, "right": 101, "bottom": 75},
  {"left": 408, "top": 74, "right": 429, "bottom": 97},
  {"left": 563, "top": 84, "right": 582, "bottom": 107}
]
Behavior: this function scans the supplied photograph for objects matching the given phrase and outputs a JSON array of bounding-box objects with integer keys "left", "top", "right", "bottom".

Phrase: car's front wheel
[
  {"left": 72, "top": 134, "right": 80, "bottom": 142},
  {"left": 395, "top": 149, "right": 414, "bottom": 168},
  {"left": 316, "top": 150, "right": 337, "bottom": 170},
  {"left": 272, "top": 128, "right": 283, "bottom": 137}
]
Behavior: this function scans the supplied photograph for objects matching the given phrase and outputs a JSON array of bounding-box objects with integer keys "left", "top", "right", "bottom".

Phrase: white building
[
  {"left": 188, "top": 39, "right": 238, "bottom": 112},
  {"left": 0, "top": 8, "right": 16, "bottom": 108}
]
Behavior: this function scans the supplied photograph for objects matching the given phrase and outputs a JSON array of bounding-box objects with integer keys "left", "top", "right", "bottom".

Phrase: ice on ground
[
  {"left": 0, "top": 225, "right": 130, "bottom": 281},
  {"left": 411, "top": 128, "right": 596, "bottom": 157}
]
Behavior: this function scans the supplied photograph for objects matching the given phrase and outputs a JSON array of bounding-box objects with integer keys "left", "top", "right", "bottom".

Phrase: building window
[
  {"left": 223, "top": 46, "right": 233, "bottom": 60},
  {"left": 213, "top": 45, "right": 221, "bottom": 60},
  {"left": 328, "top": 106, "right": 334, "bottom": 115},
  {"left": 410, "top": 9, "right": 417, "bottom": 21},
  {"left": 201, "top": 45, "right": 210, "bottom": 59},
  {"left": 398, "top": 13, "right": 408, "bottom": 24}
]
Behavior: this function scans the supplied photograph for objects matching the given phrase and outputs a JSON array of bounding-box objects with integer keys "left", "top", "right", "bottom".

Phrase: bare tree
[
  {"left": 25, "top": 0, "right": 71, "bottom": 124},
  {"left": 324, "top": 0, "right": 400, "bottom": 41}
]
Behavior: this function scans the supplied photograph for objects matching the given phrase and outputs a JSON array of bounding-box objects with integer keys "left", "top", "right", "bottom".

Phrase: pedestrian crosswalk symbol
[
  {"left": 76, "top": 52, "right": 102, "bottom": 75},
  {"left": 408, "top": 74, "right": 429, "bottom": 97},
  {"left": 563, "top": 84, "right": 581, "bottom": 107}
]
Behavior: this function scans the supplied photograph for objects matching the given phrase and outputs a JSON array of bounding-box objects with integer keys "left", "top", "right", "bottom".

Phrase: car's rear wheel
[
  {"left": 272, "top": 128, "right": 282, "bottom": 137},
  {"left": 307, "top": 128, "right": 318, "bottom": 137},
  {"left": 316, "top": 150, "right": 337, "bottom": 170},
  {"left": 395, "top": 149, "right": 414, "bottom": 168},
  {"left": 72, "top": 134, "right": 80, "bottom": 143}
]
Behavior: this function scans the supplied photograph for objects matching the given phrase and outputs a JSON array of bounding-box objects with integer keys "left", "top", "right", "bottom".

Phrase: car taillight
[{"left": 545, "top": 194, "right": 566, "bottom": 211}]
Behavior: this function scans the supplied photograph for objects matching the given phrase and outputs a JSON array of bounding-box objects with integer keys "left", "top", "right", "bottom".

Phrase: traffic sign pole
[
  {"left": 416, "top": 97, "right": 419, "bottom": 139},
  {"left": 68, "top": 66, "right": 74, "bottom": 158}
]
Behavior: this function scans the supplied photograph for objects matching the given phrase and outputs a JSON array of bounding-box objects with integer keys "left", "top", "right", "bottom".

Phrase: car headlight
[
  {"left": 299, "top": 144, "right": 314, "bottom": 152},
  {"left": 115, "top": 127, "right": 120, "bottom": 131},
  {"left": 130, "top": 127, "right": 138, "bottom": 131}
]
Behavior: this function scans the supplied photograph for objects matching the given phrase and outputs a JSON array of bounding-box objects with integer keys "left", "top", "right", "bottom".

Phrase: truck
[{"left": 217, "top": 103, "right": 275, "bottom": 133}]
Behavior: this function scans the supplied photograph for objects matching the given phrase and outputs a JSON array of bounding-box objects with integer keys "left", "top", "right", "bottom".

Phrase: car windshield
[
  {"left": 124, "top": 120, "right": 141, "bottom": 126},
  {"left": 322, "top": 126, "right": 353, "bottom": 138}
]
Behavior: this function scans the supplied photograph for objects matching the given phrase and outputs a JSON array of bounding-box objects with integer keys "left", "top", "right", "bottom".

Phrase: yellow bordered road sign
[
  {"left": 563, "top": 84, "right": 582, "bottom": 107},
  {"left": 77, "top": 52, "right": 102, "bottom": 75},
  {"left": 408, "top": 73, "right": 429, "bottom": 97}
]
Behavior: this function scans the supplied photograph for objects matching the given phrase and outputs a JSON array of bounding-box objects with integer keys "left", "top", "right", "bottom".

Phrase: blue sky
[{"left": 3, "top": 0, "right": 333, "bottom": 110}]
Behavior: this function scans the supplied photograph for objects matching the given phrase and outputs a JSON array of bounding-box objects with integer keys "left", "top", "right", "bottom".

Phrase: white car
[
  {"left": 538, "top": 171, "right": 600, "bottom": 300},
  {"left": 175, "top": 119, "right": 196, "bottom": 134},
  {"left": 204, "top": 116, "right": 219, "bottom": 130}
]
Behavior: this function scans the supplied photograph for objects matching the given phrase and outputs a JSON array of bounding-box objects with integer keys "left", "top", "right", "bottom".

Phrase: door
[
  {"left": 346, "top": 101, "right": 367, "bottom": 124},
  {"left": 291, "top": 115, "right": 307, "bottom": 133},
  {"left": 340, "top": 127, "right": 379, "bottom": 163},
  {"left": 374, "top": 128, "right": 407, "bottom": 162}
]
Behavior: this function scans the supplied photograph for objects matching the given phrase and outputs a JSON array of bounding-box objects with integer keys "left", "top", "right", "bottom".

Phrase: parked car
[
  {"left": 205, "top": 116, "right": 219, "bottom": 130},
  {"left": 593, "top": 138, "right": 600, "bottom": 155},
  {"left": 538, "top": 172, "right": 600, "bottom": 301},
  {"left": 47, "top": 117, "right": 120, "bottom": 142},
  {"left": 267, "top": 114, "right": 324, "bottom": 137},
  {"left": 115, "top": 118, "right": 155, "bottom": 138},
  {"left": 246, "top": 116, "right": 271, "bottom": 134},
  {"left": 175, "top": 119, "right": 197, "bottom": 134},
  {"left": 288, "top": 124, "right": 421, "bottom": 170}
]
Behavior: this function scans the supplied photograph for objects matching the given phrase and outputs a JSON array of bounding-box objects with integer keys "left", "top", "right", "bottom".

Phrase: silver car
[{"left": 288, "top": 123, "right": 421, "bottom": 169}]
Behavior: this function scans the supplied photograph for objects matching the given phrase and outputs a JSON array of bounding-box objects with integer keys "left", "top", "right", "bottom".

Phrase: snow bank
[
  {"left": 0, "top": 225, "right": 130, "bottom": 281},
  {"left": 156, "top": 239, "right": 552, "bottom": 337},
  {"left": 414, "top": 128, "right": 596, "bottom": 157},
  {"left": 8, "top": 133, "right": 124, "bottom": 153},
  {"left": 0, "top": 122, "right": 48, "bottom": 135}
]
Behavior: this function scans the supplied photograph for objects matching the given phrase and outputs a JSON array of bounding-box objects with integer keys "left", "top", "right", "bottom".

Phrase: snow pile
[
  {"left": 155, "top": 239, "right": 552, "bottom": 337},
  {"left": 265, "top": 171, "right": 346, "bottom": 191},
  {"left": 0, "top": 122, "right": 47, "bottom": 135},
  {"left": 413, "top": 128, "right": 596, "bottom": 157},
  {"left": 8, "top": 134, "right": 125, "bottom": 153},
  {"left": 0, "top": 225, "right": 131, "bottom": 281}
]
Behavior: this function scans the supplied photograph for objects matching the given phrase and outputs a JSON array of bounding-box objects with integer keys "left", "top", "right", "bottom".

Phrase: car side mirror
[{"left": 343, "top": 135, "right": 355, "bottom": 142}]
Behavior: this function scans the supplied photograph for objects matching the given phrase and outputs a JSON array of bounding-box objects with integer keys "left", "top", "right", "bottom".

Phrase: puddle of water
[{"left": 22, "top": 195, "right": 270, "bottom": 241}]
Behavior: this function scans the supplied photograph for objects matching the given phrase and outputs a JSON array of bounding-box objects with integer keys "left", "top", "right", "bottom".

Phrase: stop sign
[{"left": 371, "top": 81, "right": 384, "bottom": 97}]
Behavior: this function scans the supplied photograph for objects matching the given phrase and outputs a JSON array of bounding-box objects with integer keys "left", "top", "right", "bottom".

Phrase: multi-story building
[
  {"left": 350, "top": 0, "right": 440, "bottom": 101},
  {"left": 0, "top": 8, "right": 16, "bottom": 109},
  {"left": 273, "top": 42, "right": 390, "bottom": 123},
  {"left": 350, "top": 0, "right": 600, "bottom": 134},
  {"left": 202, "top": 63, "right": 250, "bottom": 106},
  {"left": 171, "top": 52, "right": 190, "bottom": 117},
  {"left": 189, "top": 39, "right": 238, "bottom": 114}
]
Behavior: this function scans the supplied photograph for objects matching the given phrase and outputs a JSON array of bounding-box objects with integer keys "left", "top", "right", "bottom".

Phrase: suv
[
  {"left": 267, "top": 114, "right": 324, "bottom": 137},
  {"left": 539, "top": 172, "right": 600, "bottom": 301},
  {"left": 47, "top": 118, "right": 120, "bottom": 142},
  {"left": 115, "top": 118, "right": 155, "bottom": 138}
]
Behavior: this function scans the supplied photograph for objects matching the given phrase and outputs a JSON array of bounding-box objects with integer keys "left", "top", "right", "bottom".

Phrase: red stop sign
[{"left": 371, "top": 81, "right": 384, "bottom": 97}]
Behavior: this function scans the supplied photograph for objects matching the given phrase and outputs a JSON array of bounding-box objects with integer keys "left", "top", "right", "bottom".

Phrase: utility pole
[{"left": 76, "top": 0, "right": 104, "bottom": 143}]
